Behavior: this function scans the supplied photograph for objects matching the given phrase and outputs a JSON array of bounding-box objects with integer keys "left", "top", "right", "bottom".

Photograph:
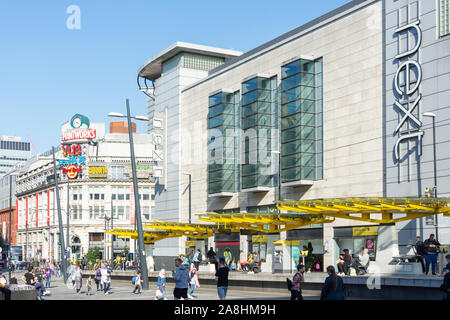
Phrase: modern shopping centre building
[{"left": 137, "top": 0, "right": 450, "bottom": 272}]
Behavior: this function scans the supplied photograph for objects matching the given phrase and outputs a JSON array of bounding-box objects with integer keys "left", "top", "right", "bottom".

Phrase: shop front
[
  {"left": 333, "top": 226, "right": 378, "bottom": 264},
  {"left": 214, "top": 232, "right": 240, "bottom": 267}
]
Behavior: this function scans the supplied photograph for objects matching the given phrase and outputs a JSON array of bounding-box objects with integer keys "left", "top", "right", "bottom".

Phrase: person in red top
[{"left": 291, "top": 264, "right": 305, "bottom": 300}]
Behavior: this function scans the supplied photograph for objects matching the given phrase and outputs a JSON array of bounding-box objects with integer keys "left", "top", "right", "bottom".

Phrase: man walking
[
  {"left": 424, "top": 234, "right": 440, "bottom": 275},
  {"left": 101, "top": 264, "right": 111, "bottom": 295},
  {"left": 173, "top": 258, "right": 189, "bottom": 300}
]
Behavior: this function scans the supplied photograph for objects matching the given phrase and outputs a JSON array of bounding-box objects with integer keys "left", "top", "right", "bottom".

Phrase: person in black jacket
[
  {"left": 320, "top": 266, "right": 344, "bottom": 300},
  {"left": 440, "top": 269, "right": 450, "bottom": 300},
  {"left": 414, "top": 236, "right": 426, "bottom": 273},
  {"left": 424, "top": 234, "right": 440, "bottom": 275},
  {"left": 342, "top": 249, "right": 352, "bottom": 275}
]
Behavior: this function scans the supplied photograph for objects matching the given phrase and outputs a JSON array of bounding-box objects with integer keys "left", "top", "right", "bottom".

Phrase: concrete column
[
  {"left": 262, "top": 234, "right": 278, "bottom": 273},
  {"left": 145, "top": 244, "right": 154, "bottom": 272},
  {"left": 323, "top": 224, "right": 334, "bottom": 269}
]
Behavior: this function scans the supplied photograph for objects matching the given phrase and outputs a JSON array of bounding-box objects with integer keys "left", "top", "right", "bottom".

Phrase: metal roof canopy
[
  {"left": 145, "top": 221, "right": 216, "bottom": 239},
  {"left": 276, "top": 197, "right": 450, "bottom": 224},
  {"left": 106, "top": 228, "right": 175, "bottom": 244},
  {"left": 199, "top": 212, "right": 334, "bottom": 233}
]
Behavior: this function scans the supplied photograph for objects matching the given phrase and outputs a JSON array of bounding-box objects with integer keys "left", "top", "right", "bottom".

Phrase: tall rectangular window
[
  {"left": 441, "top": 0, "right": 450, "bottom": 36},
  {"left": 280, "top": 58, "right": 323, "bottom": 183},
  {"left": 241, "top": 76, "right": 275, "bottom": 189},
  {"left": 207, "top": 91, "right": 238, "bottom": 194}
]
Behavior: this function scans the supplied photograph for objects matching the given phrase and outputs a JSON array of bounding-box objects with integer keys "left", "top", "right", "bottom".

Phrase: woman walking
[
  {"left": 95, "top": 266, "right": 102, "bottom": 291},
  {"left": 44, "top": 267, "right": 52, "bottom": 289},
  {"left": 291, "top": 264, "right": 305, "bottom": 300},
  {"left": 320, "top": 266, "right": 345, "bottom": 300},
  {"left": 74, "top": 266, "right": 83, "bottom": 294},
  {"left": 188, "top": 267, "right": 200, "bottom": 299},
  {"left": 156, "top": 269, "right": 167, "bottom": 300},
  {"left": 215, "top": 256, "right": 229, "bottom": 300}
]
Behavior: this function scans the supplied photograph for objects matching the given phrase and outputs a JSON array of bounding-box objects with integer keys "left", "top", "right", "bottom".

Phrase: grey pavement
[{"left": 10, "top": 271, "right": 320, "bottom": 300}]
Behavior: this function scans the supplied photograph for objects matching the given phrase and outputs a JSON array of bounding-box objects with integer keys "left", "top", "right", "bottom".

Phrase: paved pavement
[{"left": 10, "top": 271, "right": 321, "bottom": 300}]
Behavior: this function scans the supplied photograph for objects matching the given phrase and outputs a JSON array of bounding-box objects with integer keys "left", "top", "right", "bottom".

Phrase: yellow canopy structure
[
  {"left": 106, "top": 228, "right": 175, "bottom": 244},
  {"left": 276, "top": 197, "right": 450, "bottom": 224},
  {"left": 145, "top": 221, "right": 216, "bottom": 239},
  {"left": 198, "top": 212, "right": 334, "bottom": 233}
]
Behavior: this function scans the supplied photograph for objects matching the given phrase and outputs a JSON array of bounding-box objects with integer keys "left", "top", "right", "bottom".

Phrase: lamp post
[
  {"left": 108, "top": 99, "right": 150, "bottom": 290},
  {"left": 52, "top": 146, "right": 67, "bottom": 284},
  {"left": 182, "top": 173, "right": 192, "bottom": 224},
  {"left": 111, "top": 197, "right": 114, "bottom": 268},
  {"left": 423, "top": 112, "right": 438, "bottom": 240},
  {"left": 66, "top": 181, "right": 70, "bottom": 261},
  {"left": 8, "top": 172, "right": 17, "bottom": 284}
]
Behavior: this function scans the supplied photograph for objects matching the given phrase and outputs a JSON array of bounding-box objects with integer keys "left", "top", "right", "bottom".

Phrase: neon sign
[
  {"left": 58, "top": 156, "right": 85, "bottom": 166},
  {"left": 62, "top": 129, "right": 96, "bottom": 142}
]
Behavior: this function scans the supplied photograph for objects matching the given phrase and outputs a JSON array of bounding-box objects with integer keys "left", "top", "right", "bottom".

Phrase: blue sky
[{"left": 0, "top": 0, "right": 350, "bottom": 154}]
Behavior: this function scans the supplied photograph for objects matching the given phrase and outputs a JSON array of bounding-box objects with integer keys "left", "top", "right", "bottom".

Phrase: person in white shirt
[
  {"left": 100, "top": 264, "right": 111, "bottom": 295},
  {"left": 358, "top": 248, "right": 370, "bottom": 267}
]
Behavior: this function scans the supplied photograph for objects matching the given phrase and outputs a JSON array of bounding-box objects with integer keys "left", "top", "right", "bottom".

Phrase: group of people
[
  {"left": 239, "top": 252, "right": 261, "bottom": 272},
  {"left": 336, "top": 248, "right": 370, "bottom": 276},
  {"left": 415, "top": 234, "right": 442, "bottom": 275},
  {"left": 170, "top": 255, "right": 229, "bottom": 300}
]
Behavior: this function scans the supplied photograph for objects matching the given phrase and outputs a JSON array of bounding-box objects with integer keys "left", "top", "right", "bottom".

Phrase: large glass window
[
  {"left": 207, "top": 91, "right": 239, "bottom": 194},
  {"left": 280, "top": 58, "right": 323, "bottom": 182},
  {"left": 441, "top": 0, "right": 450, "bottom": 36},
  {"left": 241, "top": 76, "right": 276, "bottom": 189}
]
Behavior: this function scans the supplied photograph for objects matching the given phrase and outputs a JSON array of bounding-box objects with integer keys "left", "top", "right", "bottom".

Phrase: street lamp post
[
  {"left": 111, "top": 197, "right": 114, "bottom": 268},
  {"left": 52, "top": 146, "right": 68, "bottom": 284},
  {"left": 182, "top": 173, "right": 192, "bottom": 224},
  {"left": 108, "top": 99, "right": 150, "bottom": 290},
  {"left": 423, "top": 112, "right": 438, "bottom": 240},
  {"left": 8, "top": 173, "right": 14, "bottom": 283},
  {"left": 66, "top": 181, "right": 70, "bottom": 261}
]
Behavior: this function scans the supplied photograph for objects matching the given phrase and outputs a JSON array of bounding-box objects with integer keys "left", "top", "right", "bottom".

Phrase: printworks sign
[
  {"left": 61, "top": 114, "right": 105, "bottom": 143},
  {"left": 393, "top": 19, "right": 423, "bottom": 161}
]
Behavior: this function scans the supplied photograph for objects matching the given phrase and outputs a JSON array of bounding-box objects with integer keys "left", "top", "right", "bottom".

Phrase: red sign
[
  {"left": 62, "top": 128, "right": 96, "bottom": 142},
  {"left": 62, "top": 144, "right": 82, "bottom": 156},
  {"left": 62, "top": 164, "right": 82, "bottom": 179}
]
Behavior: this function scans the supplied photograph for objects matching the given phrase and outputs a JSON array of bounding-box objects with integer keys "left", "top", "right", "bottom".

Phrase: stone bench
[{"left": 0, "top": 284, "right": 37, "bottom": 300}]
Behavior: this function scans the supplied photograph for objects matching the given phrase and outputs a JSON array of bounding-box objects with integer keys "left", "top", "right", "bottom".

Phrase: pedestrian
[
  {"left": 320, "top": 266, "right": 345, "bottom": 300},
  {"left": 0, "top": 271, "right": 11, "bottom": 300},
  {"left": 440, "top": 254, "right": 450, "bottom": 300},
  {"left": 193, "top": 249, "right": 202, "bottom": 271},
  {"left": 215, "top": 256, "right": 229, "bottom": 300},
  {"left": 305, "top": 243, "right": 314, "bottom": 273},
  {"left": 86, "top": 276, "right": 93, "bottom": 296},
  {"left": 95, "top": 265, "right": 102, "bottom": 291},
  {"left": 156, "top": 269, "right": 167, "bottom": 300},
  {"left": 188, "top": 267, "right": 200, "bottom": 299},
  {"left": 291, "top": 264, "right": 305, "bottom": 300},
  {"left": 74, "top": 265, "right": 83, "bottom": 294},
  {"left": 101, "top": 264, "right": 111, "bottom": 295},
  {"left": 45, "top": 267, "right": 52, "bottom": 288},
  {"left": 424, "top": 234, "right": 441, "bottom": 275},
  {"left": 132, "top": 271, "right": 142, "bottom": 294},
  {"left": 415, "top": 236, "right": 426, "bottom": 273},
  {"left": 207, "top": 247, "right": 216, "bottom": 263},
  {"left": 173, "top": 257, "right": 189, "bottom": 300}
]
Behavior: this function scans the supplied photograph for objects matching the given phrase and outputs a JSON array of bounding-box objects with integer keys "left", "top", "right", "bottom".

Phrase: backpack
[
  {"left": 131, "top": 276, "right": 137, "bottom": 285},
  {"left": 286, "top": 278, "right": 293, "bottom": 291}
]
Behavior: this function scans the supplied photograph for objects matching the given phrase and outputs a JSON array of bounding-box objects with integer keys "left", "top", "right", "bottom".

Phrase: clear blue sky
[{"left": 0, "top": 0, "right": 350, "bottom": 154}]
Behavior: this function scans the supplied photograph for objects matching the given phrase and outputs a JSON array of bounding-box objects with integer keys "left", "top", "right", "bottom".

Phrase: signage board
[
  {"left": 89, "top": 166, "right": 108, "bottom": 179},
  {"left": 62, "top": 164, "right": 82, "bottom": 179},
  {"left": 124, "top": 164, "right": 152, "bottom": 179},
  {"left": 61, "top": 114, "right": 105, "bottom": 143},
  {"left": 252, "top": 235, "right": 267, "bottom": 243},
  {"left": 352, "top": 226, "right": 378, "bottom": 236},
  {"left": 185, "top": 241, "right": 196, "bottom": 247}
]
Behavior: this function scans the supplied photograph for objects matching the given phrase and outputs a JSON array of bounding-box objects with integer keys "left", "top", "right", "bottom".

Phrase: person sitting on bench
[
  {"left": 352, "top": 248, "right": 370, "bottom": 275},
  {"left": 240, "top": 253, "right": 253, "bottom": 272}
]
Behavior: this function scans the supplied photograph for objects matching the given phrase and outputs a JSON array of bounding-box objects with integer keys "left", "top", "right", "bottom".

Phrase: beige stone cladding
[{"left": 179, "top": 1, "right": 383, "bottom": 224}]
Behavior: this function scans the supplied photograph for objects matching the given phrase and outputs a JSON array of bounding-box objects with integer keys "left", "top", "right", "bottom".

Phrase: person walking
[
  {"left": 86, "top": 276, "right": 93, "bottom": 296},
  {"left": 440, "top": 254, "right": 450, "bottom": 300},
  {"left": 74, "top": 265, "right": 83, "bottom": 294},
  {"left": 95, "top": 266, "right": 102, "bottom": 291},
  {"left": 424, "top": 234, "right": 441, "bottom": 275},
  {"left": 192, "top": 249, "right": 202, "bottom": 271},
  {"left": 320, "top": 266, "right": 345, "bottom": 300},
  {"left": 414, "top": 236, "right": 426, "bottom": 273},
  {"left": 44, "top": 267, "right": 52, "bottom": 288},
  {"left": 291, "top": 264, "right": 305, "bottom": 300},
  {"left": 215, "top": 256, "right": 229, "bottom": 300},
  {"left": 101, "top": 264, "right": 111, "bottom": 295},
  {"left": 188, "top": 267, "right": 200, "bottom": 299},
  {"left": 132, "top": 271, "right": 143, "bottom": 294},
  {"left": 173, "top": 257, "right": 189, "bottom": 300},
  {"left": 156, "top": 269, "right": 167, "bottom": 300}
]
